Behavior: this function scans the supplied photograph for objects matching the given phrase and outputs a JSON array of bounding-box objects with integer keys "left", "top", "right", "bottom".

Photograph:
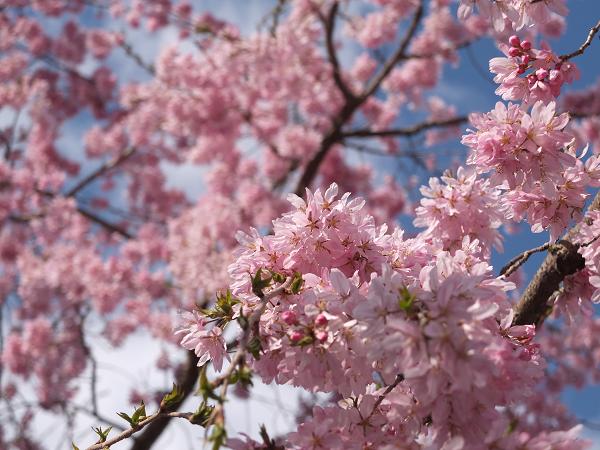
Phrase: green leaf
[
  {"left": 209, "top": 423, "right": 227, "bottom": 450},
  {"left": 197, "top": 365, "right": 221, "bottom": 402},
  {"left": 237, "top": 366, "right": 253, "bottom": 387},
  {"left": 189, "top": 402, "right": 214, "bottom": 426},
  {"left": 237, "top": 308, "right": 249, "bottom": 331},
  {"left": 131, "top": 401, "right": 147, "bottom": 424},
  {"left": 271, "top": 271, "right": 286, "bottom": 283},
  {"left": 259, "top": 424, "right": 271, "bottom": 445},
  {"left": 202, "top": 290, "right": 240, "bottom": 328},
  {"left": 251, "top": 268, "right": 272, "bottom": 298},
  {"left": 118, "top": 402, "right": 146, "bottom": 427},
  {"left": 293, "top": 335, "right": 314, "bottom": 347},
  {"left": 398, "top": 286, "right": 415, "bottom": 311},
  {"left": 288, "top": 272, "right": 304, "bottom": 295},
  {"left": 117, "top": 412, "right": 135, "bottom": 427},
  {"left": 228, "top": 365, "right": 253, "bottom": 388},
  {"left": 246, "top": 336, "right": 262, "bottom": 359},
  {"left": 72, "top": 443, "right": 80, "bottom": 450},
  {"left": 161, "top": 383, "right": 185, "bottom": 410},
  {"left": 92, "top": 426, "right": 112, "bottom": 443}
]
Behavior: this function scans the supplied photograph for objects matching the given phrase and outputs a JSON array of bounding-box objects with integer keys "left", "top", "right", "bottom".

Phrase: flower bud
[
  {"left": 290, "top": 330, "right": 303, "bottom": 342},
  {"left": 508, "top": 47, "right": 521, "bottom": 57},
  {"left": 521, "top": 40, "right": 531, "bottom": 50},
  {"left": 315, "top": 313, "right": 328, "bottom": 327},
  {"left": 281, "top": 310, "right": 297, "bottom": 325},
  {"left": 315, "top": 331, "right": 328, "bottom": 343},
  {"left": 522, "top": 54, "right": 530, "bottom": 64},
  {"left": 509, "top": 35, "right": 520, "bottom": 47}
]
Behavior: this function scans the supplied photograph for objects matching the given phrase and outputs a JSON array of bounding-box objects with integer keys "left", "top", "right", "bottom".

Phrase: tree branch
[
  {"left": 560, "top": 19, "right": 600, "bottom": 61},
  {"left": 321, "top": 2, "right": 356, "bottom": 102},
  {"left": 342, "top": 116, "right": 468, "bottom": 139},
  {"left": 293, "top": 1, "right": 424, "bottom": 195},
  {"left": 128, "top": 352, "right": 199, "bottom": 450},
  {"left": 120, "top": 41, "right": 156, "bottom": 76},
  {"left": 499, "top": 243, "right": 551, "bottom": 277},
  {"left": 367, "top": 373, "right": 404, "bottom": 420},
  {"left": 359, "top": 2, "right": 424, "bottom": 102},
  {"left": 74, "top": 206, "right": 133, "bottom": 239},
  {"left": 84, "top": 409, "right": 198, "bottom": 450},
  {"left": 66, "top": 148, "right": 136, "bottom": 198},
  {"left": 512, "top": 192, "right": 600, "bottom": 326},
  {"left": 211, "top": 277, "right": 293, "bottom": 395}
]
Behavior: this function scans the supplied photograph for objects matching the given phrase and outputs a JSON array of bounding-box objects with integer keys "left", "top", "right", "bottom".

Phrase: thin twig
[
  {"left": 359, "top": 2, "right": 424, "bottom": 102},
  {"left": 513, "top": 191, "right": 600, "bottom": 326},
  {"left": 66, "top": 148, "right": 136, "bottom": 197},
  {"left": 560, "top": 19, "right": 600, "bottom": 61},
  {"left": 499, "top": 243, "right": 551, "bottom": 277},
  {"left": 344, "top": 142, "right": 429, "bottom": 170},
  {"left": 293, "top": 1, "right": 425, "bottom": 195},
  {"left": 366, "top": 373, "right": 404, "bottom": 421},
  {"left": 75, "top": 206, "right": 133, "bottom": 239},
  {"left": 84, "top": 410, "right": 196, "bottom": 450},
  {"left": 120, "top": 41, "right": 156, "bottom": 75},
  {"left": 212, "top": 277, "right": 294, "bottom": 396},
  {"left": 320, "top": 2, "right": 356, "bottom": 101},
  {"left": 342, "top": 116, "right": 468, "bottom": 139}
]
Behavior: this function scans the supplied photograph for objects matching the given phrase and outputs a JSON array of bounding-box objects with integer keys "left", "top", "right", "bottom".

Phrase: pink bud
[
  {"left": 315, "top": 331, "right": 328, "bottom": 343},
  {"left": 315, "top": 313, "right": 328, "bottom": 327},
  {"left": 522, "top": 54, "right": 530, "bottom": 64},
  {"left": 508, "top": 47, "right": 521, "bottom": 58},
  {"left": 290, "top": 330, "right": 303, "bottom": 342},
  {"left": 535, "top": 68, "right": 548, "bottom": 80},
  {"left": 281, "top": 310, "right": 298, "bottom": 325},
  {"left": 521, "top": 40, "right": 531, "bottom": 50},
  {"left": 509, "top": 35, "right": 521, "bottom": 47}
]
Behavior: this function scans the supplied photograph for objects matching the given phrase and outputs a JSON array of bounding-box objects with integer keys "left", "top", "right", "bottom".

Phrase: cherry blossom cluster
[
  {"left": 177, "top": 184, "right": 591, "bottom": 449},
  {"left": 414, "top": 166, "right": 506, "bottom": 255},
  {"left": 1, "top": 0, "right": 599, "bottom": 448},
  {"left": 490, "top": 36, "right": 578, "bottom": 106},
  {"left": 464, "top": 100, "right": 600, "bottom": 239},
  {"left": 458, "top": 0, "right": 568, "bottom": 32}
]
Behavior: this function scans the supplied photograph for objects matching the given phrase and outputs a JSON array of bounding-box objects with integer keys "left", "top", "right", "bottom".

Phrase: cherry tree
[{"left": 1, "top": 0, "right": 600, "bottom": 449}]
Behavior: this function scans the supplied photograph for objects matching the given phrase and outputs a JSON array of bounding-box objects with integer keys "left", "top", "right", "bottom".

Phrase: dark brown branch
[
  {"left": 560, "top": 19, "right": 600, "bottom": 61},
  {"left": 293, "top": 101, "right": 359, "bottom": 196},
  {"left": 367, "top": 373, "right": 404, "bottom": 420},
  {"left": 499, "top": 243, "right": 551, "bottom": 277},
  {"left": 513, "top": 192, "right": 600, "bottom": 326},
  {"left": 9, "top": 203, "right": 133, "bottom": 239},
  {"left": 359, "top": 2, "right": 424, "bottom": 102},
  {"left": 321, "top": 2, "right": 356, "bottom": 101},
  {"left": 120, "top": 41, "right": 156, "bottom": 75},
  {"left": 344, "top": 142, "right": 429, "bottom": 170},
  {"left": 73, "top": 206, "right": 133, "bottom": 239},
  {"left": 66, "top": 148, "right": 136, "bottom": 197},
  {"left": 293, "top": 1, "right": 424, "bottom": 195},
  {"left": 342, "top": 116, "right": 468, "bottom": 139},
  {"left": 512, "top": 240, "right": 585, "bottom": 326}
]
